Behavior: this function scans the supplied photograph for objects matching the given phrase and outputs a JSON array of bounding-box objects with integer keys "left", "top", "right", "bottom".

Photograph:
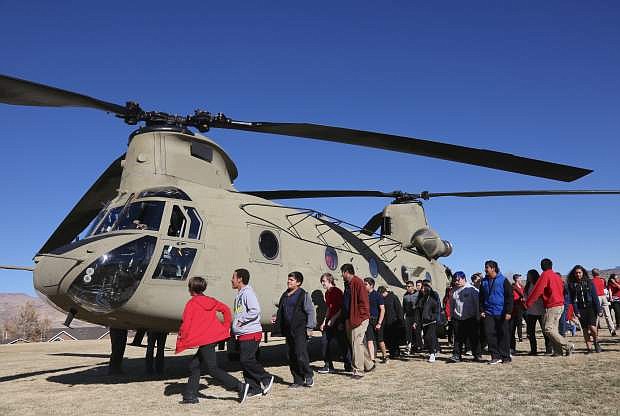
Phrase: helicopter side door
[{"left": 147, "top": 203, "right": 205, "bottom": 285}]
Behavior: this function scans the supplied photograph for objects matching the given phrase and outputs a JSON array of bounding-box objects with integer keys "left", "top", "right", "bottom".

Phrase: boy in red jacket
[
  {"left": 176, "top": 276, "right": 250, "bottom": 404},
  {"left": 525, "top": 259, "right": 574, "bottom": 357}
]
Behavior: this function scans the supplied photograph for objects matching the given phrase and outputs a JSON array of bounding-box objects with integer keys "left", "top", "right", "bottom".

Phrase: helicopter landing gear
[{"left": 108, "top": 328, "right": 128, "bottom": 375}]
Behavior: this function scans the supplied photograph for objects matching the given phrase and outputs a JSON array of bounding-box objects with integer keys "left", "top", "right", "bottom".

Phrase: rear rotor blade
[
  {"left": 217, "top": 120, "right": 591, "bottom": 182},
  {"left": 361, "top": 212, "right": 384, "bottom": 236},
  {"left": 0, "top": 74, "right": 127, "bottom": 115},
  {"left": 38, "top": 155, "right": 125, "bottom": 254},
  {"left": 423, "top": 189, "right": 620, "bottom": 199},
  {"left": 242, "top": 190, "right": 400, "bottom": 200}
]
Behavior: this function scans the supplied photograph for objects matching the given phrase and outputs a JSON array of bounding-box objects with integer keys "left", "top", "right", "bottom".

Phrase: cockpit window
[
  {"left": 115, "top": 201, "right": 165, "bottom": 231},
  {"left": 92, "top": 206, "right": 123, "bottom": 236},
  {"left": 152, "top": 245, "right": 197, "bottom": 280},
  {"left": 184, "top": 207, "right": 203, "bottom": 239},
  {"left": 138, "top": 187, "right": 191, "bottom": 201},
  {"left": 168, "top": 205, "right": 187, "bottom": 237}
]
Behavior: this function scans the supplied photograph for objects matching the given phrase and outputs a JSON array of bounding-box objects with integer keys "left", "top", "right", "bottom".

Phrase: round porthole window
[{"left": 259, "top": 230, "right": 279, "bottom": 260}]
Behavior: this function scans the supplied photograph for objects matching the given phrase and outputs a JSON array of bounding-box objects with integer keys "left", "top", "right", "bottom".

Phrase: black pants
[
  {"left": 453, "top": 317, "right": 480, "bottom": 358},
  {"left": 483, "top": 316, "right": 510, "bottom": 360},
  {"left": 109, "top": 328, "right": 127, "bottom": 374},
  {"left": 146, "top": 331, "right": 168, "bottom": 374},
  {"left": 611, "top": 301, "right": 620, "bottom": 328},
  {"left": 384, "top": 321, "right": 403, "bottom": 357},
  {"left": 184, "top": 343, "right": 241, "bottom": 400},
  {"left": 525, "top": 314, "right": 551, "bottom": 354},
  {"left": 410, "top": 316, "right": 424, "bottom": 351},
  {"left": 510, "top": 307, "right": 524, "bottom": 350},
  {"left": 422, "top": 322, "right": 438, "bottom": 354},
  {"left": 285, "top": 332, "right": 313, "bottom": 384},
  {"left": 239, "top": 339, "right": 270, "bottom": 394},
  {"left": 321, "top": 325, "right": 350, "bottom": 368}
]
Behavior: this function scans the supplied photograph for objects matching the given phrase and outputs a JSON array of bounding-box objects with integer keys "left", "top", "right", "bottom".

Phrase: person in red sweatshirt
[
  {"left": 525, "top": 258, "right": 574, "bottom": 357},
  {"left": 591, "top": 268, "right": 616, "bottom": 336},
  {"left": 176, "top": 276, "right": 250, "bottom": 405}
]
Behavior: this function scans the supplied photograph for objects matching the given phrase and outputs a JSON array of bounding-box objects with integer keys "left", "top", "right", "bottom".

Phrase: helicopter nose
[{"left": 33, "top": 254, "right": 82, "bottom": 297}]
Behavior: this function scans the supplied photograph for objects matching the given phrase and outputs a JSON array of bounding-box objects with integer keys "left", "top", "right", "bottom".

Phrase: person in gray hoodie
[
  {"left": 231, "top": 268, "right": 274, "bottom": 399},
  {"left": 448, "top": 271, "right": 482, "bottom": 363}
]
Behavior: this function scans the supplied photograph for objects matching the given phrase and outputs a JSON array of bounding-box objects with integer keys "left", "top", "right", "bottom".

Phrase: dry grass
[{"left": 1, "top": 332, "right": 619, "bottom": 416}]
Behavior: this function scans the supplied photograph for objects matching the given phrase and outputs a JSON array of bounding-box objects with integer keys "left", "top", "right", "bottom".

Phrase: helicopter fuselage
[{"left": 33, "top": 130, "right": 449, "bottom": 332}]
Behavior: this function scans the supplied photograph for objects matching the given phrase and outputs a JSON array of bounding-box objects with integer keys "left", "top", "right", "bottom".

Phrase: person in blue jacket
[{"left": 479, "top": 260, "right": 513, "bottom": 365}]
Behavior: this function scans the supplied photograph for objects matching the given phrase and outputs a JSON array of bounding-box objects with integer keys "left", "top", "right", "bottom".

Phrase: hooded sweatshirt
[
  {"left": 175, "top": 294, "right": 232, "bottom": 354},
  {"left": 232, "top": 285, "right": 263, "bottom": 336}
]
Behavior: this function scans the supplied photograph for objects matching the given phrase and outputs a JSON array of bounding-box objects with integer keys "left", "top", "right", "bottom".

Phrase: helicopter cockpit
[{"left": 66, "top": 186, "right": 203, "bottom": 313}]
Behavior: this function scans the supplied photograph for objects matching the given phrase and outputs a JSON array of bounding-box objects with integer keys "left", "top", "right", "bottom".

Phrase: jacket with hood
[
  {"left": 232, "top": 284, "right": 263, "bottom": 336},
  {"left": 175, "top": 294, "right": 232, "bottom": 354},
  {"left": 415, "top": 288, "right": 440, "bottom": 324}
]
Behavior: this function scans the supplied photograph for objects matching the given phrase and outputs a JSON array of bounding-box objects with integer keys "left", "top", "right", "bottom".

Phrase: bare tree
[{"left": 4, "top": 301, "right": 51, "bottom": 342}]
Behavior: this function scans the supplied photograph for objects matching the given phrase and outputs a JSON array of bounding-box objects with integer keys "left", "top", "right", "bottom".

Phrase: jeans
[
  {"left": 525, "top": 314, "right": 551, "bottom": 353},
  {"left": 422, "top": 322, "right": 438, "bottom": 354},
  {"left": 146, "top": 331, "right": 167, "bottom": 374}
]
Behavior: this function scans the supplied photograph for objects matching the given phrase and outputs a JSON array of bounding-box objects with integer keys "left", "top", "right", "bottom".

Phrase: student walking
[
  {"left": 231, "top": 268, "right": 275, "bottom": 397},
  {"left": 273, "top": 271, "right": 316, "bottom": 388},
  {"left": 176, "top": 276, "right": 249, "bottom": 405},
  {"left": 524, "top": 269, "right": 551, "bottom": 355},
  {"left": 525, "top": 258, "right": 574, "bottom": 357},
  {"left": 567, "top": 265, "right": 602, "bottom": 353},
  {"left": 479, "top": 260, "right": 513, "bottom": 364}
]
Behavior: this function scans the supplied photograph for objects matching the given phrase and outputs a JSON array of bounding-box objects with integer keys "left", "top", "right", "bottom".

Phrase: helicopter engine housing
[{"left": 410, "top": 227, "right": 453, "bottom": 259}]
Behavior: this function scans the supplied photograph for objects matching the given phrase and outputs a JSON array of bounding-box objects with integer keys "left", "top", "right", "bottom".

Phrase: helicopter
[{"left": 1, "top": 74, "right": 619, "bottom": 358}]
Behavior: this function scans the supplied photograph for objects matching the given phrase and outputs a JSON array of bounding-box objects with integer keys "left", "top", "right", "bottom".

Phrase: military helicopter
[{"left": 1, "top": 74, "right": 618, "bottom": 347}]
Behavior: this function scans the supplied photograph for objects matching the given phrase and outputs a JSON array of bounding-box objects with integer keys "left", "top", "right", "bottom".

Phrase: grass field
[{"left": 1, "top": 331, "right": 618, "bottom": 416}]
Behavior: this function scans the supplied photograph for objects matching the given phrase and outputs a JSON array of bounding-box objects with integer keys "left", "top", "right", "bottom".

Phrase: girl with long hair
[{"left": 567, "top": 265, "right": 602, "bottom": 353}]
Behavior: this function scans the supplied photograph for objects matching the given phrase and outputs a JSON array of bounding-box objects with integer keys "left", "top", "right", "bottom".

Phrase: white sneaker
[{"left": 428, "top": 353, "right": 436, "bottom": 363}]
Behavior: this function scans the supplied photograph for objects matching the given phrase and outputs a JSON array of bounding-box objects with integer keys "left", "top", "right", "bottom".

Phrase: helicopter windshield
[
  {"left": 68, "top": 236, "right": 157, "bottom": 313},
  {"left": 92, "top": 206, "right": 123, "bottom": 235},
  {"left": 114, "top": 201, "right": 165, "bottom": 231}
]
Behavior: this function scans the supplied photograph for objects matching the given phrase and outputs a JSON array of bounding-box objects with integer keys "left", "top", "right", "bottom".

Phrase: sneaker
[
  {"left": 179, "top": 397, "right": 199, "bottom": 405},
  {"left": 317, "top": 366, "right": 332, "bottom": 374},
  {"left": 487, "top": 358, "right": 502, "bottom": 365},
  {"left": 428, "top": 353, "right": 436, "bottom": 363},
  {"left": 565, "top": 344, "right": 575, "bottom": 357},
  {"left": 239, "top": 383, "right": 250, "bottom": 404},
  {"left": 303, "top": 377, "right": 314, "bottom": 387},
  {"left": 261, "top": 375, "right": 274, "bottom": 395},
  {"left": 448, "top": 355, "right": 461, "bottom": 363}
]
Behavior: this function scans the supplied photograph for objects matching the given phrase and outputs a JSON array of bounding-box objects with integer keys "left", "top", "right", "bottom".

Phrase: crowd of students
[{"left": 171, "top": 260, "right": 620, "bottom": 405}]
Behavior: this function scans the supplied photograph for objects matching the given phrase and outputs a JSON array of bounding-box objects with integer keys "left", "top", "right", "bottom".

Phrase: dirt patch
[{"left": 1, "top": 333, "right": 618, "bottom": 416}]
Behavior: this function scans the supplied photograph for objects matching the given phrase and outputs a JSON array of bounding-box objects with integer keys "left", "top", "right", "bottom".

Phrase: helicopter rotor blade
[
  {"left": 38, "top": 155, "right": 125, "bottom": 254},
  {"left": 422, "top": 189, "right": 620, "bottom": 199},
  {"left": 242, "top": 190, "right": 402, "bottom": 200},
  {"left": 217, "top": 120, "right": 591, "bottom": 182},
  {"left": 0, "top": 74, "right": 127, "bottom": 115},
  {"left": 240, "top": 188, "right": 620, "bottom": 200},
  {"left": 361, "top": 212, "right": 384, "bottom": 236},
  {"left": 0, "top": 265, "right": 34, "bottom": 272}
]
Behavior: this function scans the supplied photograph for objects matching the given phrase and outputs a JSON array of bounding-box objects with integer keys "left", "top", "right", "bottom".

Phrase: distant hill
[
  {"left": 0, "top": 293, "right": 90, "bottom": 328},
  {"left": 600, "top": 267, "right": 620, "bottom": 278}
]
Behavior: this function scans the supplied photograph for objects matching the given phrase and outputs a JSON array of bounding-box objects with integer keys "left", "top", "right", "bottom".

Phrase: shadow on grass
[
  {"left": 48, "top": 352, "right": 110, "bottom": 359},
  {"left": 46, "top": 338, "right": 328, "bottom": 386},
  {"left": 0, "top": 365, "right": 95, "bottom": 383}
]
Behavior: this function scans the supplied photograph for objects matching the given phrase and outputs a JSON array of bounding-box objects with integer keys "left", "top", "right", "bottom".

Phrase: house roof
[{"left": 47, "top": 326, "right": 109, "bottom": 342}]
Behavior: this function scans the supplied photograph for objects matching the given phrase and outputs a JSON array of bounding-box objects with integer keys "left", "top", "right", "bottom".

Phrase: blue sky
[{"left": 1, "top": 1, "right": 619, "bottom": 294}]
